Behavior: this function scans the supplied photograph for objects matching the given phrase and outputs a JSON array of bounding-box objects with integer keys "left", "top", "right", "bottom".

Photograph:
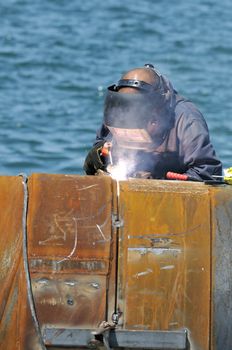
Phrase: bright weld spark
[{"left": 107, "top": 161, "right": 128, "bottom": 181}]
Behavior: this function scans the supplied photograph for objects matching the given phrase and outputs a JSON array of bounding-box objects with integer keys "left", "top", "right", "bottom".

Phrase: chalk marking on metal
[
  {"left": 57, "top": 218, "right": 78, "bottom": 264},
  {"left": 96, "top": 224, "right": 106, "bottom": 241},
  {"left": 127, "top": 224, "right": 203, "bottom": 238},
  {"left": 71, "top": 202, "right": 111, "bottom": 222},
  {"left": 160, "top": 265, "right": 175, "bottom": 270},
  {"left": 77, "top": 184, "right": 99, "bottom": 191},
  {"left": 128, "top": 247, "right": 182, "bottom": 255},
  {"left": 133, "top": 268, "right": 153, "bottom": 278}
]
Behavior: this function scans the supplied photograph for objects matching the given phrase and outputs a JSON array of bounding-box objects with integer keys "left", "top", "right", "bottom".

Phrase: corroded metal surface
[
  {"left": 0, "top": 177, "right": 23, "bottom": 350},
  {"left": 0, "top": 176, "right": 43, "bottom": 350},
  {"left": 116, "top": 179, "right": 211, "bottom": 350},
  {"left": 1, "top": 174, "right": 232, "bottom": 350},
  {"left": 27, "top": 174, "right": 114, "bottom": 329},
  {"left": 210, "top": 185, "right": 232, "bottom": 350},
  {"left": 43, "top": 327, "right": 187, "bottom": 349}
]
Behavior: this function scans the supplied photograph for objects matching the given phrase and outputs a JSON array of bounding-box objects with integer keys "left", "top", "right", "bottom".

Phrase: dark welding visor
[
  {"left": 104, "top": 85, "right": 165, "bottom": 129},
  {"left": 103, "top": 85, "right": 167, "bottom": 149}
]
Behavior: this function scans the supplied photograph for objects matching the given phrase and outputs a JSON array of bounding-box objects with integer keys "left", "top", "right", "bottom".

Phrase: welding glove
[{"left": 83, "top": 141, "right": 107, "bottom": 175}]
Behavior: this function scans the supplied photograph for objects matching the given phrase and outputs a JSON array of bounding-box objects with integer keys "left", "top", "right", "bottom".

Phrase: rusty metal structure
[{"left": 0, "top": 174, "right": 232, "bottom": 349}]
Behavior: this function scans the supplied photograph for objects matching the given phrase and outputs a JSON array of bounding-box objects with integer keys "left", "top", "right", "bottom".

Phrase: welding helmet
[{"left": 103, "top": 64, "right": 175, "bottom": 149}]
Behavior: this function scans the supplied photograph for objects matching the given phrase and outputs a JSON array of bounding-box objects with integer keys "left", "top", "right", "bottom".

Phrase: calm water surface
[{"left": 0, "top": 0, "right": 231, "bottom": 175}]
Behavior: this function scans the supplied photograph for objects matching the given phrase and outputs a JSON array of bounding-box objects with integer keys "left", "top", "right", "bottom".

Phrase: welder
[{"left": 83, "top": 64, "right": 222, "bottom": 181}]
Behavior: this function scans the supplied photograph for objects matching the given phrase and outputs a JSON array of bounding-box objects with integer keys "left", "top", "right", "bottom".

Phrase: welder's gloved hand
[{"left": 83, "top": 141, "right": 107, "bottom": 175}]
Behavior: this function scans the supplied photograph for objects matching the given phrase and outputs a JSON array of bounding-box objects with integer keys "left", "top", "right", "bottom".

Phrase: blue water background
[{"left": 0, "top": 0, "right": 231, "bottom": 175}]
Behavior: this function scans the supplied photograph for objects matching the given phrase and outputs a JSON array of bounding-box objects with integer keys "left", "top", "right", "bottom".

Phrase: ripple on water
[{"left": 0, "top": 0, "right": 231, "bottom": 174}]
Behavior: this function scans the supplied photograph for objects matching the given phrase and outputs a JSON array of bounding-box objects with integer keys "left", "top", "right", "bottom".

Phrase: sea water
[{"left": 0, "top": 0, "right": 231, "bottom": 175}]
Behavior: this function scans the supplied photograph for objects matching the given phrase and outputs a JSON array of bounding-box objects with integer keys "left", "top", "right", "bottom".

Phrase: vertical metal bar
[
  {"left": 112, "top": 179, "right": 121, "bottom": 323},
  {"left": 19, "top": 174, "right": 47, "bottom": 350}
]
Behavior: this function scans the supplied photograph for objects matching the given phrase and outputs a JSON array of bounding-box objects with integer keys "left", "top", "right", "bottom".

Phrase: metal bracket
[
  {"left": 112, "top": 214, "right": 124, "bottom": 228},
  {"left": 43, "top": 327, "right": 187, "bottom": 349}
]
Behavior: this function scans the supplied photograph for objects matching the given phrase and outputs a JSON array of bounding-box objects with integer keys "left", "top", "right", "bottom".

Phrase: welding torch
[{"left": 100, "top": 142, "right": 113, "bottom": 166}]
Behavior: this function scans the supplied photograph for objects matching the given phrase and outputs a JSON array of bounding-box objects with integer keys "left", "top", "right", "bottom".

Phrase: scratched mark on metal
[
  {"left": 128, "top": 247, "right": 182, "bottom": 257},
  {"left": 57, "top": 218, "right": 78, "bottom": 264},
  {"left": 160, "top": 265, "right": 175, "bottom": 270},
  {"left": 126, "top": 179, "right": 208, "bottom": 194},
  {"left": 38, "top": 211, "right": 77, "bottom": 246},
  {"left": 76, "top": 184, "right": 99, "bottom": 191},
  {"left": 127, "top": 224, "right": 203, "bottom": 239},
  {"left": 133, "top": 268, "right": 153, "bottom": 279},
  {"left": 38, "top": 209, "right": 111, "bottom": 262}
]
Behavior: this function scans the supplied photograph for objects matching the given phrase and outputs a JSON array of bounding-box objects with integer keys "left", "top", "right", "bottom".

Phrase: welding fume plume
[{"left": 101, "top": 142, "right": 128, "bottom": 180}]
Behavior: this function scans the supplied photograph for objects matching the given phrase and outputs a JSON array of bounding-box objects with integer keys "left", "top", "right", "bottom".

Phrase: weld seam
[{"left": 19, "top": 173, "right": 47, "bottom": 350}]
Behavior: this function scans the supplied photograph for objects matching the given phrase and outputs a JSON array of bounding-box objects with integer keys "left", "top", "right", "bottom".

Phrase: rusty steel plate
[
  {"left": 27, "top": 174, "right": 114, "bottom": 329},
  {"left": 116, "top": 179, "right": 211, "bottom": 350}
]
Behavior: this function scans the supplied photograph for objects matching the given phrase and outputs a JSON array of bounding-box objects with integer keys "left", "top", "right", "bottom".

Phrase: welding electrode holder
[
  {"left": 166, "top": 172, "right": 190, "bottom": 181},
  {"left": 166, "top": 172, "right": 204, "bottom": 182},
  {"left": 100, "top": 142, "right": 113, "bottom": 165},
  {"left": 166, "top": 171, "right": 225, "bottom": 185}
]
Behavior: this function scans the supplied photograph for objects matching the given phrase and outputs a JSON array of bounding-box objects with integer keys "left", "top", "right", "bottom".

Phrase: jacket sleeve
[
  {"left": 177, "top": 112, "right": 222, "bottom": 181},
  {"left": 94, "top": 124, "right": 112, "bottom": 146}
]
